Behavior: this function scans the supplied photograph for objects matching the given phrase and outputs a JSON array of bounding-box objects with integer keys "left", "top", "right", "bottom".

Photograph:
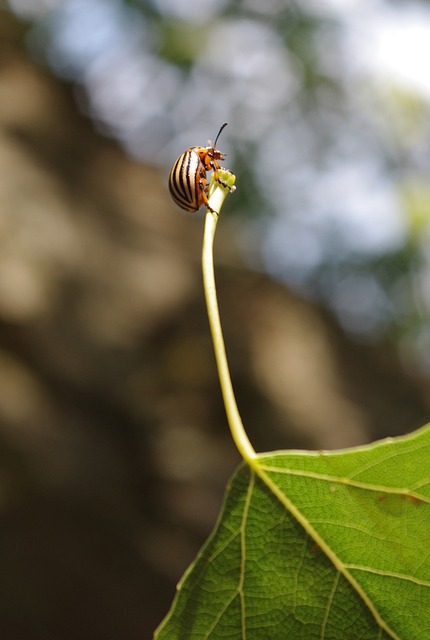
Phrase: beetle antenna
[{"left": 214, "top": 122, "right": 228, "bottom": 147}]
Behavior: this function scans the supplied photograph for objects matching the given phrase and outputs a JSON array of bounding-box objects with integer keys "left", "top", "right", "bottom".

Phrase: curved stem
[{"left": 202, "top": 175, "right": 256, "bottom": 463}]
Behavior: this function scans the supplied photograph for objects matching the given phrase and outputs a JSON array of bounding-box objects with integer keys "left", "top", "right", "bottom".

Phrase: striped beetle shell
[{"left": 168, "top": 123, "right": 228, "bottom": 213}]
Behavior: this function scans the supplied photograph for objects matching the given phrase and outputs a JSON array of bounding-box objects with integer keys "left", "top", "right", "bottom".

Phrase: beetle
[{"left": 168, "top": 122, "right": 231, "bottom": 213}]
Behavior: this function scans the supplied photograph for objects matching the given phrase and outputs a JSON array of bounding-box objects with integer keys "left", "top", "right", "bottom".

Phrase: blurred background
[{"left": 0, "top": 0, "right": 430, "bottom": 637}]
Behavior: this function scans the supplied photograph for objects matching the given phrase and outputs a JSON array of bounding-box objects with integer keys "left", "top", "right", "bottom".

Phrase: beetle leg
[
  {"left": 199, "top": 180, "right": 218, "bottom": 214},
  {"left": 213, "top": 167, "right": 234, "bottom": 192}
]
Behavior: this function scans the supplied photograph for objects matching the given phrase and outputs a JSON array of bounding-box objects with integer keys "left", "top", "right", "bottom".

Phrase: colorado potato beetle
[{"left": 168, "top": 123, "right": 231, "bottom": 213}]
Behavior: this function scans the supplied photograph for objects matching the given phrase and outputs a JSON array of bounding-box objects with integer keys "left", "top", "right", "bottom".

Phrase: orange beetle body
[{"left": 168, "top": 123, "right": 228, "bottom": 213}]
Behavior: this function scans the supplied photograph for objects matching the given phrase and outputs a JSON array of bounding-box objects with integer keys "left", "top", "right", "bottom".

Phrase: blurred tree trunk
[{"left": 0, "top": 11, "right": 428, "bottom": 639}]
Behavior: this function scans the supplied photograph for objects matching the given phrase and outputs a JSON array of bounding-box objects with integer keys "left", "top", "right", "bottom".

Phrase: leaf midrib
[{"left": 248, "top": 460, "right": 402, "bottom": 640}]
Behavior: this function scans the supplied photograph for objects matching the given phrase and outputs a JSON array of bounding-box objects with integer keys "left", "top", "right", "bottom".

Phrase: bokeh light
[{"left": 8, "top": 0, "right": 430, "bottom": 363}]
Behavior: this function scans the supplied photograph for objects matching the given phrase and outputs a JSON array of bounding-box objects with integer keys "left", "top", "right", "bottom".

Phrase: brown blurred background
[{"left": 1, "top": 3, "right": 430, "bottom": 638}]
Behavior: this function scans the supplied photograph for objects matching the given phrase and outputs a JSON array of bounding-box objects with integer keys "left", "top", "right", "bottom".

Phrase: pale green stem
[{"left": 202, "top": 173, "right": 256, "bottom": 463}]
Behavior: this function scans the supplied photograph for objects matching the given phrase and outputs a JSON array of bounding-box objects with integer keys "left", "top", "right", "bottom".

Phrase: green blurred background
[{"left": 0, "top": 0, "right": 430, "bottom": 637}]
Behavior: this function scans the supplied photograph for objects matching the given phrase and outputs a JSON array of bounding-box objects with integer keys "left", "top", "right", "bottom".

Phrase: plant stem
[{"left": 202, "top": 174, "right": 256, "bottom": 463}]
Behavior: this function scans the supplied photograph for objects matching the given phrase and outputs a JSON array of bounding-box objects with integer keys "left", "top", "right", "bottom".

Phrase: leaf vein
[{"left": 345, "top": 564, "right": 430, "bottom": 587}]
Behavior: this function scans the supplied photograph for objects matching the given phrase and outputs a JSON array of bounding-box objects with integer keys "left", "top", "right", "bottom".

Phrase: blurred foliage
[
  {"left": 5, "top": 0, "right": 430, "bottom": 363},
  {"left": 157, "top": 21, "right": 211, "bottom": 68}
]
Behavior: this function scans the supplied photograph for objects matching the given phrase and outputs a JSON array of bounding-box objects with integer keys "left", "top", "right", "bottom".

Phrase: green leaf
[{"left": 155, "top": 425, "right": 430, "bottom": 639}]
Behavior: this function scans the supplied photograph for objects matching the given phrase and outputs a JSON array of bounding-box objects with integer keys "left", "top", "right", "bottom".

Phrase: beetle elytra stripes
[{"left": 168, "top": 123, "right": 231, "bottom": 213}]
